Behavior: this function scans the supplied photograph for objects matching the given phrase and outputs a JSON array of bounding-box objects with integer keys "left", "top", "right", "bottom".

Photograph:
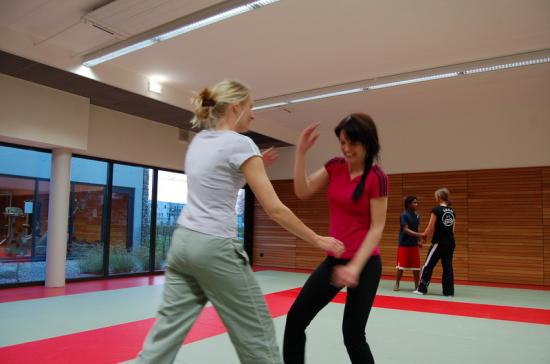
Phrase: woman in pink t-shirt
[{"left": 283, "top": 113, "right": 389, "bottom": 364}]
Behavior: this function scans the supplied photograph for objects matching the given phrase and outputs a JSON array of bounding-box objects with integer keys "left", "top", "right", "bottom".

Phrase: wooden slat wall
[
  {"left": 378, "top": 174, "right": 402, "bottom": 276},
  {"left": 468, "top": 168, "right": 543, "bottom": 284},
  {"left": 253, "top": 182, "right": 298, "bottom": 267},
  {"left": 543, "top": 168, "right": 550, "bottom": 286},
  {"left": 253, "top": 181, "right": 329, "bottom": 268},
  {"left": 253, "top": 166, "right": 550, "bottom": 286}
]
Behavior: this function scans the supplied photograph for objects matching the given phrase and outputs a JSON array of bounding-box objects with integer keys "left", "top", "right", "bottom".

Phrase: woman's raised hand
[
  {"left": 297, "top": 123, "right": 321, "bottom": 155},
  {"left": 261, "top": 147, "right": 279, "bottom": 167}
]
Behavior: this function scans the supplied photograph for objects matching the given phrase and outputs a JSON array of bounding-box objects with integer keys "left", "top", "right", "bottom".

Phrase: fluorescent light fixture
[
  {"left": 83, "top": 0, "right": 280, "bottom": 67},
  {"left": 148, "top": 80, "right": 162, "bottom": 93},
  {"left": 156, "top": 7, "right": 250, "bottom": 42},
  {"left": 254, "top": 54, "right": 550, "bottom": 111},
  {"left": 252, "top": 102, "right": 289, "bottom": 110},
  {"left": 84, "top": 39, "right": 157, "bottom": 67},
  {"left": 368, "top": 72, "right": 460, "bottom": 90},
  {"left": 464, "top": 57, "right": 550, "bottom": 74},
  {"left": 290, "top": 88, "right": 365, "bottom": 104},
  {"left": 253, "top": 88, "right": 364, "bottom": 110}
]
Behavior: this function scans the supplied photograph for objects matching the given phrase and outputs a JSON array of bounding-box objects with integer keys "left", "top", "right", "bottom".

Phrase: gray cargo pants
[{"left": 135, "top": 226, "right": 282, "bottom": 364}]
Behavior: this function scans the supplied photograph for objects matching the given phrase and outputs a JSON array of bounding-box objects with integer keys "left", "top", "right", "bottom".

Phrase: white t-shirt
[{"left": 177, "top": 129, "right": 261, "bottom": 238}]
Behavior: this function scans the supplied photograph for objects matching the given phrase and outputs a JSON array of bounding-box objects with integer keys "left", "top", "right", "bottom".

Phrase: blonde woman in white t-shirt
[{"left": 134, "top": 80, "right": 344, "bottom": 364}]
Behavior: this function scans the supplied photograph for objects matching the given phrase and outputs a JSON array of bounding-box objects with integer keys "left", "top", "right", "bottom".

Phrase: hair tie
[{"left": 202, "top": 98, "right": 216, "bottom": 107}]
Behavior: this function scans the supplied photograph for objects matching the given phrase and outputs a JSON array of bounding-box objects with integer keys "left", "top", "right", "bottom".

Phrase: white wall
[
  {"left": 0, "top": 74, "right": 89, "bottom": 150},
  {"left": 86, "top": 106, "right": 187, "bottom": 171},
  {"left": 264, "top": 63, "right": 550, "bottom": 179},
  {"left": 3, "top": 64, "right": 549, "bottom": 179},
  {"left": 0, "top": 75, "right": 188, "bottom": 171}
]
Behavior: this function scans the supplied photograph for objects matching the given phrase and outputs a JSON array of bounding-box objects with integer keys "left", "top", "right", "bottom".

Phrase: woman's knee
[
  {"left": 286, "top": 307, "right": 306, "bottom": 328},
  {"left": 286, "top": 302, "right": 317, "bottom": 332},
  {"left": 342, "top": 329, "right": 366, "bottom": 348}
]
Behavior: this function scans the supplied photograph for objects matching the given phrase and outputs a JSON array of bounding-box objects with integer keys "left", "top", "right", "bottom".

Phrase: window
[
  {"left": 1, "top": 145, "right": 251, "bottom": 286},
  {"left": 236, "top": 188, "right": 246, "bottom": 245},
  {"left": 67, "top": 157, "right": 108, "bottom": 278},
  {"left": 155, "top": 171, "right": 187, "bottom": 270},
  {"left": 0, "top": 145, "right": 51, "bottom": 284},
  {"left": 109, "top": 164, "right": 152, "bottom": 274}
]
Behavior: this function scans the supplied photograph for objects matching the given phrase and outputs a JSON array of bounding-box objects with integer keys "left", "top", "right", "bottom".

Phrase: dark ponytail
[
  {"left": 334, "top": 113, "right": 380, "bottom": 202},
  {"left": 353, "top": 155, "right": 373, "bottom": 201}
]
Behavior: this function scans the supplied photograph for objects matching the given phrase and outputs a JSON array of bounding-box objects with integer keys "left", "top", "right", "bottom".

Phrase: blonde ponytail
[{"left": 190, "top": 80, "right": 251, "bottom": 129}]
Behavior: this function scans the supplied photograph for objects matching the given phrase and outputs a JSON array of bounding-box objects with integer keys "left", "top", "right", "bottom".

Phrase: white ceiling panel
[
  {"left": 0, "top": 0, "right": 114, "bottom": 54},
  {"left": 51, "top": 22, "right": 117, "bottom": 54},
  {"left": 0, "top": 0, "right": 52, "bottom": 25},
  {"left": 107, "top": 0, "right": 550, "bottom": 100},
  {"left": 1, "top": 0, "right": 102, "bottom": 36},
  {"left": 83, "top": 0, "right": 224, "bottom": 37}
]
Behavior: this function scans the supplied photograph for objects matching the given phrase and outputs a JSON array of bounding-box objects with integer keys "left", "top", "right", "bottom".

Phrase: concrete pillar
[{"left": 45, "top": 148, "right": 71, "bottom": 287}]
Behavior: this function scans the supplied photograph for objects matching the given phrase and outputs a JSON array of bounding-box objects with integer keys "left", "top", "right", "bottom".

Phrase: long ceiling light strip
[
  {"left": 367, "top": 72, "right": 459, "bottom": 90},
  {"left": 253, "top": 102, "right": 289, "bottom": 110},
  {"left": 155, "top": 7, "right": 250, "bottom": 41},
  {"left": 464, "top": 57, "right": 550, "bottom": 74},
  {"left": 83, "top": 0, "right": 280, "bottom": 67},
  {"left": 252, "top": 89, "right": 366, "bottom": 110},
  {"left": 253, "top": 55, "right": 550, "bottom": 111},
  {"left": 289, "top": 88, "right": 364, "bottom": 103},
  {"left": 83, "top": 39, "right": 157, "bottom": 67}
]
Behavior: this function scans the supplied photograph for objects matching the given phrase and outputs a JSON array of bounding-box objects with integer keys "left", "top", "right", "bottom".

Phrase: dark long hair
[{"left": 334, "top": 113, "right": 380, "bottom": 201}]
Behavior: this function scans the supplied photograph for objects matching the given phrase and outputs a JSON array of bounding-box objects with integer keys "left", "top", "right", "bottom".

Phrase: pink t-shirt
[{"left": 324, "top": 157, "right": 389, "bottom": 259}]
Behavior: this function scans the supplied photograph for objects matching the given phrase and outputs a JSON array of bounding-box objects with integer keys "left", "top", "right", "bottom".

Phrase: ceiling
[{"left": 0, "top": 0, "right": 549, "bottom": 145}]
